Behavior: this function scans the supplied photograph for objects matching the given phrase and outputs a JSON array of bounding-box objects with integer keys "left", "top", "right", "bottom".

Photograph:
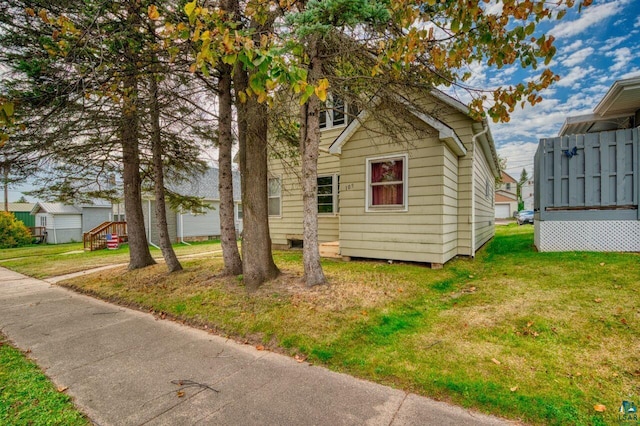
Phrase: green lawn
[
  {"left": 0, "top": 240, "right": 222, "bottom": 278},
  {"left": 4, "top": 226, "right": 639, "bottom": 424},
  {"left": 0, "top": 334, "right": 88, "bottom": 425}
]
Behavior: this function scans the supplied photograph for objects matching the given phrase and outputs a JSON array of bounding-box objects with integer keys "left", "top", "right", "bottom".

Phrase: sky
[
  {"left": 6, "top": 0, "right": 640, "bottom": 201},
  {"left": 479, "top": 0, "right": 640, "bottom": 180}
]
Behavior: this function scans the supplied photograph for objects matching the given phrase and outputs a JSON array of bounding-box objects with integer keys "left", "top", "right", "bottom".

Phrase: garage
[{"left": 495, "top": 203, "right": 511, "bottom": 219}]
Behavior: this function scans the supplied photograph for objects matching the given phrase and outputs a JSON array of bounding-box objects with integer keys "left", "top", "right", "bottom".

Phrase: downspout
[
  {"left": 52, "top": 215, "right": 58, "bottom": 245},
  {"left": 147, "top": 199, "right": 160, "bottom": 249},
  {"left": 470, "top": 123, "right": 490, "bottom": 257},
  {"left": 179, "top": 210, "right": 190, "bottom": 245}
]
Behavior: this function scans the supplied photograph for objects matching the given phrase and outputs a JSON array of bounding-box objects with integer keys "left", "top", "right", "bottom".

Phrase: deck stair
[{"left": 83, "top": 222, "right": 127, "bottom": 251}]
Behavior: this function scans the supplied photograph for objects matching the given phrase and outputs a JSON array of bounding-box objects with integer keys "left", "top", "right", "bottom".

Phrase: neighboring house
[
  {"left": 535, "top": 76, "right": 640, "bottom": 252},
  {"left": 267, "top": 90, "right": 500, "bottom": 267},
  {"left": 30, "top": 201, "right": 113, "bottom": 244},
  {"left": 520, "top": 179, "right": 534, "bottom": 210},
  {"left": 141, "top": 168, "right": 242, "bottom": 245},
  {"left": 495, "top": 171, "right": 518, "bottom": 218},
  {"left": 6, "top": 202, "right": 35, "bottom": 228}
]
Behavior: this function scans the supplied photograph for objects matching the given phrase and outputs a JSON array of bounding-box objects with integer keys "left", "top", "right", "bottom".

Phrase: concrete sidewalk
[{"left": 0, "top": 267, "right": 512, "bottom": 426}]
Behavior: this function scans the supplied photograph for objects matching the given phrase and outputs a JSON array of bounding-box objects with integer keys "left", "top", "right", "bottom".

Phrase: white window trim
[
  {"left": 365, "top": 153, "right": 409, "bottom": 213},
  {"left": 319, "top": 95, "right": 348, "bottom": 131},
  {"left": 317, "top": 173, "right": 339, "bottom": 216},
  {"left": 268, "top": 176, "right": 282, "bottom": 218}
]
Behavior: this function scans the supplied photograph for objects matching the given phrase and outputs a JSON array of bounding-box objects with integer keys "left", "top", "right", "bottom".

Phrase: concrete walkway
[{"left": 0, "top": 267, "right": 513, "bottom": 426}]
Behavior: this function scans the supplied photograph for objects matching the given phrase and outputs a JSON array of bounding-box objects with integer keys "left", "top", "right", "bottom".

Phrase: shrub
[{"left": 0, "top": 211, "right": 33, "bottom": 248}]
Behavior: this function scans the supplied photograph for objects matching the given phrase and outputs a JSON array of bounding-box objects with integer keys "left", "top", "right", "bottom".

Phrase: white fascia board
[
  {"left": 594, "top": 76, "right": 640, "bottom": 116},
  {"left": 394, "top": 95, "right": 467, "bottom": 156},
  {"left": 328, "top": 109, "right": 372, "bottom": 155}
]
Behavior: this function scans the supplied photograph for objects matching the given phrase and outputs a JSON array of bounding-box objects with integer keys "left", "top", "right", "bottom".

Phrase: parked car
[{"left": 516, "top": 210, "right": 534, "bottom": 225}]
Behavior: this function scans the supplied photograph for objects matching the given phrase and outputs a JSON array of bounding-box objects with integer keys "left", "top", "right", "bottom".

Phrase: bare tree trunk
[
  {"left": 300, "top": 36, "right": 326, "bottom": 287},
  {"left": 234, "top": 65, "right": 280, "bottom": 291},
  {"left": 149, "top": 71, "right": 182, "bottom": 273},
  {"left": 122, "top": 3, "right": 155, "bottom": 270},
  {"left": 217, "top": 62, "right": 242, "bottom": 276}
]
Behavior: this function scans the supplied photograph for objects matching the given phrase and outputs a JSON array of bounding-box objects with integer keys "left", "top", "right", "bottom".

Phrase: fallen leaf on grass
[
  {"left": 593, "top": 404, "right": 606, "bottom": 412},
  {"left": 57, "top": 386, "right": 68, "bottom": 393},
  {"left": 594, "top": 298, "right": 602, "bottom": 303},
  {"left": 510, "top": 386, "right": 518, "bottom": 392},
  {"left": 621, "top": 318, "right": 628, "bottom": 325},
  {"left": 491, "top": 358, "right": 501, "bottom": 365},
  {"left": 599, "top": 262, "right": 605, "bottom": 266},
  {"left": 294, "top": 355, "right": 307, "bottom": 363}
]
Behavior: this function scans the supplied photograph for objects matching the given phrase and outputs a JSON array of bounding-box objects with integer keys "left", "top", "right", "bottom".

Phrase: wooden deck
[{"left": 83, "top": 222, "right": 128, "bottom": 251}]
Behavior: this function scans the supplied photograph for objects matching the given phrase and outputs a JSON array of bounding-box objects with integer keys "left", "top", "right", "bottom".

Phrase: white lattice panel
[{"left": 536, "top": 220, "right": 640, "bottom": 252}]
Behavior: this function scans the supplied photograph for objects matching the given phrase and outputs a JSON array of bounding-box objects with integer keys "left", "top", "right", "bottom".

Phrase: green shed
[{"left": 7, "top": 203, "right": 35, "bottom": 227}]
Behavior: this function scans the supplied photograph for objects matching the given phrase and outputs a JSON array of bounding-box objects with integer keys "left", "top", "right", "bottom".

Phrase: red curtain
[{"left": 371, "top": 160, "right": 403, "bottom": 205}]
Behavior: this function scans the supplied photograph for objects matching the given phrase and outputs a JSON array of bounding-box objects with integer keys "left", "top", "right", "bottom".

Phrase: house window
[
  {"left": 268, "top": 177, "right": 281, "bottom": 216},
  {"left": 317, "top": 175, "right": 339, "bottom": 214},
  {"left": 319, "top": 95, "right": 348, "bottom": 130},
  {"left": 366, "top": 155, "right": 408, "bottom": 210},
  {"left": 506, "top": 183, "right": 511, "bottom": 191},
  {"left": 40, "top": 216, "right": 47, "bottom": 227},
  {"left": 236, "top": 204, "right": 243, "bottom": 221}
]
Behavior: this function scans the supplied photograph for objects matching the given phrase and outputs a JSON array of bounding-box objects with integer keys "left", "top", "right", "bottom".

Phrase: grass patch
[
  {"left": 0, "top": 240, "right": 222, "bottom": 278},
  {"left": 0, "top": 334, "right": 88, "bottom": 425},
  {"left": 16, "top": 225, "right": 640, "bottom": 425}
]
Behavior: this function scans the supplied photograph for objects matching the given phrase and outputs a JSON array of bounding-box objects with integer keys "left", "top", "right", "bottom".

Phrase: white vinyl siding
[
  {"left": 473, "top": 141, "right": 496, "bottom": 250},
  {"left": 338, "top": 110, "right": 452, "bottom": 264},
  {"left": 180, "top": 205, "right": 220, "bottom": 238},
  {"left": 268, "top": 127, "right": 342, "bottom": 246},
  {"left": 53, "top": 214, "right": 82, "bottom": 230}
]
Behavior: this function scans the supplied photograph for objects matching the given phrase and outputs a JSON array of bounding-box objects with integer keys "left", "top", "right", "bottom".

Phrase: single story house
[
  {"left": 495, "top": 171, "right": 518, "bottom": 219},
  {"left": 267, "top": 89, "right": 500, "bottom": 267},
  {"left": 535, "top": 76, "right": 640, "bottom": 252},
  {"left": 6, "top": 202, "right": 35, "bottom": 228},
  {"left": 141, "top": 168, "right": 242, "bottom": 245},
  {"left": 31, "top": 201, "right": 113, "bottom": 244}
]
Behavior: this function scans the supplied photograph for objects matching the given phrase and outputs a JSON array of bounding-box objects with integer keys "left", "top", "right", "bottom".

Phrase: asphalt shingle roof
[{"left": 167, "top": 168, "right": 241, "bottom": 201}]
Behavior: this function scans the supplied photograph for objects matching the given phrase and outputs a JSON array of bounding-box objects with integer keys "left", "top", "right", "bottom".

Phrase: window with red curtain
[{"left": 370, "top": 159, "right": 404, "bottom": 207}]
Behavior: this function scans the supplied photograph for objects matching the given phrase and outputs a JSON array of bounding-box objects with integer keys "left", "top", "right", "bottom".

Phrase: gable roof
[
  {"left": 5, "top": 202, "right": 35, "bottom": 213},
  {"left": 31, "top": 202, "right": 82, "bottom": 215},
  {"left": 329, "top": 93, "right": 467, "bottom": 156},
  {"left": 501, "top": 171, "right": 517, "bottom": 184},
  {"left": 328, "top": 90, "right": 500, "bottom": 177},
  {"left": 165, "top": 168, "right": 241, "bottom": 201}
]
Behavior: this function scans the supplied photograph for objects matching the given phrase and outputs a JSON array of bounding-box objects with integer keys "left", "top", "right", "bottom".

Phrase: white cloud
[
  {"left": 497, "top": 141, "right": 540, "bottom": 177},
  {"left": 561, "top": 47, "right": 594, "bottom": 67},
  {"left": 603, "top": 35, "right": 629, "bottom": 50},
  {"left": 560, "top": 39, "right": 583, "bottom": 55},
  {"left": 606, "top": 47, "right": 633, "bottom": 72},
  {"left": 556, "top": 66, "right": 596, "bottom": 88},
  {"left": 484, "top": 0, "right": 503, "bottom": 16},
  {"left": 635, "top": 16, "right": 640, "bottom": 27},
  {"left": 550, "top": 0, "right": 630, "bottom": 39},
  {"left": 619, "top": 68, "right": 640, "bottom": 79}
]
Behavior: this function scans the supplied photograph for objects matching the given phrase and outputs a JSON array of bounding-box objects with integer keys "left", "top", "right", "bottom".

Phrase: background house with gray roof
[
  {"left": 141, "top": 168, "right": 242, "bottom": 245},
  {"left": 31, "top": 201, "right": 113, "bottom": 244}
]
